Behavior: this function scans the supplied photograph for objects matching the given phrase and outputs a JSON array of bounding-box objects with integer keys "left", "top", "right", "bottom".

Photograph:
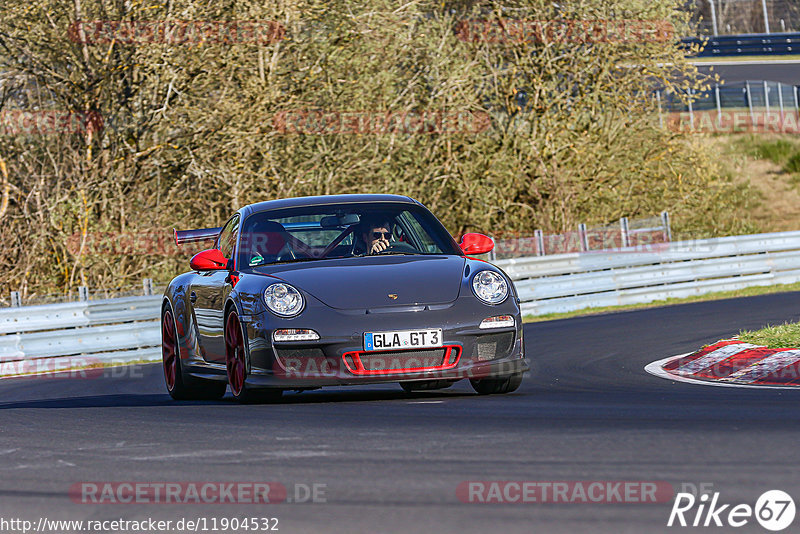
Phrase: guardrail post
[
  {"left": 714, "top": 84, "right": 721, "bottom": 124},
  {"left": 143, "top": 278, "right": 153, "bottom": 296},
  {"left": 708, "top": 0, "right": 718, "bottom": 36},
  {"left": 578, "top": 223, "right": 589, "bottom": 252},
  {"left": 794, "top": 86, "right": 799, "bottom": 117},
  {"left": 764, "top": 81, "right": 770, "bottom": 114},
  {"left": 620, "top": 217, "right": 630, "bottom": 248},
  {"left": 746, "top": 82, "right": 755, "bottom": 125},
  {"left": 778, "top": 83, "right": 785, "bottom": 117},
  {"left": 78, "top": 286, "right": 89, "bottom": 302},
  {"left": 10, "top": 291, "right": 21, "bottom": 307},
  {"left": 656, "top": 90, "right": 663, "bottom": 129},
  {"left": 661, "top": 211, "right": 672, "bottom": 242},
  {"left": 534, "top": 229, "right": 545, "bottom": 256}
]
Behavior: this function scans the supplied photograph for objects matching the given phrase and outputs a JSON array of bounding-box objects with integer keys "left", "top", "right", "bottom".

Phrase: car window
[
  {"left": 216, "top": 215, "right": 240, "bottom": 259},
  {"left": 397, "top": 210, "right": 441, "bottom": 253},
  {"left": 237, "top": 203, "right": 460, "bottom": 268}
]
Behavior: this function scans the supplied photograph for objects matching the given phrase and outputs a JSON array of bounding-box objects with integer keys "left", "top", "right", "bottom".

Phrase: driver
[{"left": 360, "top": 217, "right": 395, "bottom": 255}]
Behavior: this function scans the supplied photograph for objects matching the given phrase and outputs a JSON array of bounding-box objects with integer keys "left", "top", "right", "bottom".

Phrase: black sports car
[{"left": 162, "top": 194, "right": 528, "bottom": 402}]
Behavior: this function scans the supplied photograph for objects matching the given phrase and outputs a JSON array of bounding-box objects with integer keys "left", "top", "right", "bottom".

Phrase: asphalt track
[
  {"left": 2, "top": 292, "right": 800, "bottom": 533},
  {"left": 694, "top": 59, "right": 800, "bottom": 85}
]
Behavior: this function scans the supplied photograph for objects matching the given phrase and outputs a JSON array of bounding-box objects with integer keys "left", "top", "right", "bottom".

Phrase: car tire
[
  {"left": 162, "top": 306, "right": 226, "bottom": 401},
  {"left": 225, "top": 310, "right": 283, "bottom": 404},
  {"left": 400, "top": 380, "right": 456, "bottom": 392},
  {"left": 469, "top": 372, "right": 524, "bottom": 395}
]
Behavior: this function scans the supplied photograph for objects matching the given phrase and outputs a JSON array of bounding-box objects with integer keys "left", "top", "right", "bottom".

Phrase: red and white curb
[{"left": 645, "top": 339, "right": 800, "bottom": 389}]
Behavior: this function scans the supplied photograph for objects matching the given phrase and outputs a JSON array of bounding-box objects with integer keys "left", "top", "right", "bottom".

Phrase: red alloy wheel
[
  {"left": 225, "top": 312, "right": 247, "bottom": 396},
  {"left": 161, "top": 309, "right": 178, "bottom": 391}
]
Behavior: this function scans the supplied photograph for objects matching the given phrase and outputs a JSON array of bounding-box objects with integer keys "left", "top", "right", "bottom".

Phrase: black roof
[{"left": 242, "top": 194, "right": 421, "bottom": 217}]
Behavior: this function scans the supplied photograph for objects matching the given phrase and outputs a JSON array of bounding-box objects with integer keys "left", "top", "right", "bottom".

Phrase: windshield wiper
[
  {"left": 253, "top": 252, "right": 425, "bottom": 266},
  {"left": 254, "top": 257, "right": 321, "bottom": 267}
]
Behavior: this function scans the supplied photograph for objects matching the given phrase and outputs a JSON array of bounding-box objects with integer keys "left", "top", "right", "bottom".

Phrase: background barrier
[
  {"left": 3, "top": 230, "right": 800, "bottom": 375},
  {"left": 489, "top": 213, "right": 670, "bottom": 260},
  {"left": 682, "top": 32, "right": 800, "bottom": 57},
  {"left": 496, "top": 230, "right": 800, "bottom": 315},
  {"left": 0, "top": 296, "right": 162, "bottom": 377}
]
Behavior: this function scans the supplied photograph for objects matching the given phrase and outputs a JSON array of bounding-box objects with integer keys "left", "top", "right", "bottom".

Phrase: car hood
[{"left": 259, "top": 255, "right": 466, "bottom": 310}]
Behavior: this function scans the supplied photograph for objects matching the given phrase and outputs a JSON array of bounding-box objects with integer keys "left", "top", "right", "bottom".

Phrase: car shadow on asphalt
[{"left": 0, "top": 388, "right": 479, "bottom": 409}]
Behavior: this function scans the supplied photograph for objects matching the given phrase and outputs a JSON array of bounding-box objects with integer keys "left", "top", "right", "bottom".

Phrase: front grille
[
  {"left": 360, "top": 349, "right": 446, "bottom": 371},
  {"left": 276, "top": 348, "right": 326, "bottom": 361},
  {"left": 343, "top": 346, "right": 461, "bottom": 375},
  {"left": 473, "top": 332, "right": 515, "bottom": 361},
  {"left": 275, "top": 348, "right": 327, "bottom": 374}
]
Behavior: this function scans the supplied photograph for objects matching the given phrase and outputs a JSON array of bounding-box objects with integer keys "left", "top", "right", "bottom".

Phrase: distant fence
[
  {"left": 662, "top": 81, "right": 799, "bottom": 113},
  {"left": 489, "top": 213, "right": 670, "bottom": 260},
  {"left": 496, "top": 230, "right": 800, "bottom": 316},
  {"left": 682, "top": 32, "right": 800, "bottom": 57}
]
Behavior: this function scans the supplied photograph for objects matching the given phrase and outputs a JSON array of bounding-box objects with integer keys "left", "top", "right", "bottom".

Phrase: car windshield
[{"left": 236, "top": 203, "right": 461, "bottom": 268}]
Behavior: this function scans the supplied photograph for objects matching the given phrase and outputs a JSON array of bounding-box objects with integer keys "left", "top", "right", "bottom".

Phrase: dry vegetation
[
  {"left": 0, "top": 0, "right": 755, "bottom": 298},
  {"left": 707, "top": 135, "right": 800, "bottom": 233}
]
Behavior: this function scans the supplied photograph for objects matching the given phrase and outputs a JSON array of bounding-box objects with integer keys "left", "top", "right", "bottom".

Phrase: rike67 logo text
[{"left": 668, "top": 490, "right": 795, "bottom": 531}]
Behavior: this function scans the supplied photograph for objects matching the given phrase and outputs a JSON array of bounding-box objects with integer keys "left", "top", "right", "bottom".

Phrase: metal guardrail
[
  {"left": 0, "top": 296, "right": 162, "bottom": 377},
  {"left": 489, "top": 213, "right": 670, "bottom": 260},
  {"left": 3, "top": 230, "right": 800, "bottom": 374},
  {"left": 682, "top": 32, "right": 800, "bottom": 57},
  {"left": 496, "top": 230, "right": 800, "bottom": 316}
]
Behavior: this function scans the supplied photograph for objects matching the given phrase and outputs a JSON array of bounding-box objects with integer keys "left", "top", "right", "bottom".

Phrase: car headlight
[
  {"left": 264, "top": 283, "right": 304, "bottom": 317},
  {"left": 472, "top": 270, "right": 508, "bottom": 305}
]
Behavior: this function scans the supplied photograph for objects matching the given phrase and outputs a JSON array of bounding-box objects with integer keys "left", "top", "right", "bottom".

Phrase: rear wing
[{"left": 174, "top": 227, "right": 222, "bottom": 246}]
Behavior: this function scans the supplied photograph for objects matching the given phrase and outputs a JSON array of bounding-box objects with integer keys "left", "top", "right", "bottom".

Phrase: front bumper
[{"left": 240, "top": 296, "right": 528, "bottom": 388}]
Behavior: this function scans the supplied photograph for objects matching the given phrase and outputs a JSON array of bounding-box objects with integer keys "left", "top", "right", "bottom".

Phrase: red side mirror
[
  {"left": 190, "top": 249, "right": 228, "bottom": 271},
  {"left": 459, "top": 233, "right": 494, "bottom": 255}
]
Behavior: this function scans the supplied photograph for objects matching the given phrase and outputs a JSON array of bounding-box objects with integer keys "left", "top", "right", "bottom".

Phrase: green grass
[
  {"left": 732, "top": 136, "right": 799, "bottom": 165},
  {"left": 523, "top": 280, "right": 800, "bottom": 323},
  {"left": 785, "top": 153, "right": 800, "bottom": 174},
  {"left": 739, "top": 322, "right": 800, "bottom": 349},
  {"left": 753, "top": 139, "right": 797, "bottom": 165},
  {"left": 730, "top": 136, "right": 800, "bottom": 183}
]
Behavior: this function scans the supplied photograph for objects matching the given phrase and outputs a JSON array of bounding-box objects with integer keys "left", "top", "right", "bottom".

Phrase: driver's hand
[{"left": 370, "top": 238, "right": 389, "bottom": 254}]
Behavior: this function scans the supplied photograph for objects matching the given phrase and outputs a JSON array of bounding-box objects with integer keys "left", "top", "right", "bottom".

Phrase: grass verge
[
  {"left": 0, "top": 358, "right": 160, "bottom": 379},
  {"left": 523, "top": 280, "right": 800, "bottom": 323},
  {"left": 710, "top": 134, "right": 800, "bottom": 233},
  {"left": 738, "top": 323, "right": 800, "bottom": 349}
]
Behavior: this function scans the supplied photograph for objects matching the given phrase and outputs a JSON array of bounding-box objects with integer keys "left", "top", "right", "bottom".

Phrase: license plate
[{"left": 363, "top": 329, "right": 442, "bottom": 352}]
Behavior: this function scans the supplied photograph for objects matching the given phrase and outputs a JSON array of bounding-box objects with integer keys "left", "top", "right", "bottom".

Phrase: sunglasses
[{"left": 372, "top": 231, "right": 392, "bottom": 239}]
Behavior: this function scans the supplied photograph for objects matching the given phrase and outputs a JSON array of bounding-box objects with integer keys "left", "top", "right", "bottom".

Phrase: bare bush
[{"left": 0, "top": 0, "right": 755, "bottom": 298}]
